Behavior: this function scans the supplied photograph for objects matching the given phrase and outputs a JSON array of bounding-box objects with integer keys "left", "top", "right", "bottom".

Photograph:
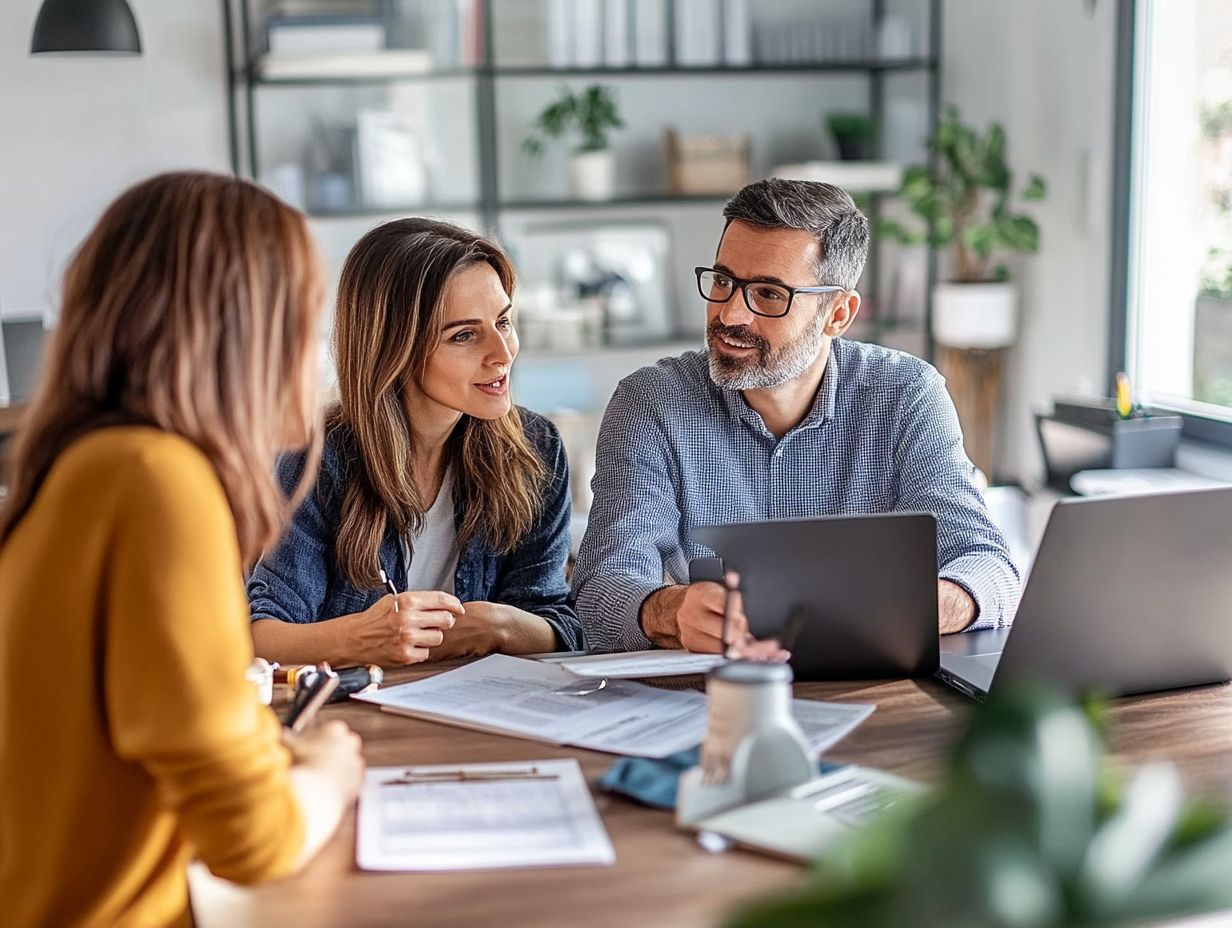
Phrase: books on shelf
[
  {"left": 573, "top": 0, "right": 603, "bottom": 68},
  {"left": 721, "top": 0, "right": 751, "bottom": 66},
  {"left": 266, "top": 18, "right": 384, "bottom": 56},
  {"left": 770, "top": 161, "right": 904, "bottom": 193},
  {"left": 632, "top": 0, "right": 668, "bottom": 66},
  {"left": 603, "top": 0, "right": 631, "bottom": 68},
  {"left": 675, "top": 0, "right": 720, "bottom": 66},
  {"left": 259, "top": 49, "right": 435, "bottom": 79}
]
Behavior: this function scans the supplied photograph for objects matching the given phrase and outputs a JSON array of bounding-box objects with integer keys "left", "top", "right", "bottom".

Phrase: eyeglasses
[{"left": 695, "top": 266, "right": 848, "bottom": 318}]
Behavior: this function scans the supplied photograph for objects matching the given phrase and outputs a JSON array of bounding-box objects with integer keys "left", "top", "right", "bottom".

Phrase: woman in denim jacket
[{"left": 248, "top": 218, "right": 582, "bottom": 665}]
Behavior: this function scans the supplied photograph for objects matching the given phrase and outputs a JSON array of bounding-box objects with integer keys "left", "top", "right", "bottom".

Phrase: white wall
[
  {"left": 0, "top": 0, "right": 231, "bottom": 319},
  {"left": 942, "top": 0, "right": 1119, "bottom": 483},
  {"left": 0, "top": 0, "right": 1122, "bottom": 488}
]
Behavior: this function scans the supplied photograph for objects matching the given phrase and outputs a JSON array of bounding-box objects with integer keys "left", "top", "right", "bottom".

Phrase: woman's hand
[
  {"left": 285, "top": 719, "right": 365, "bottom": 801},
  {"left": 429, "top": 601, "right": 557, "bottom": 660},
  {"left": 343, "top": 591, "right": 464, "bottom": 666}
]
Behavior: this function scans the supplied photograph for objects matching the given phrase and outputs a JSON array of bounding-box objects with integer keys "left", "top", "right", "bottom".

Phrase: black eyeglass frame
[{"left": 694, "top": 266, "right": 849, "bottom": 318}]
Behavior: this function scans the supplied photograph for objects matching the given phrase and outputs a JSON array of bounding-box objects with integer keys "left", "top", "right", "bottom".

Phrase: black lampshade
[{"left": 31, "top": 0, "right": 142, "bottom": 55}]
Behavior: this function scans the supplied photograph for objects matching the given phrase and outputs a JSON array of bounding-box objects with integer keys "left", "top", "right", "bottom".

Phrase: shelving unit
[{"left": 222, "top": 0, "right": 942, "bottom": 358}]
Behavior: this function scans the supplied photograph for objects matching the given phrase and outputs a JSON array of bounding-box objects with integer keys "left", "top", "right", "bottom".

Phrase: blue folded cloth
[{"left": 599, "top": 747, "right": 843, "bottom": 810}]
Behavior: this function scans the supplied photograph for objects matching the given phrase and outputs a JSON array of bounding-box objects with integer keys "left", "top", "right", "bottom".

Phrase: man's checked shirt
[{"left": 572, "top": 337, "right": 1022, "bottom": 651}]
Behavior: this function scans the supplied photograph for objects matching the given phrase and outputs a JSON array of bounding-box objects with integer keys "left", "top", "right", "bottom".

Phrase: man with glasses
[{"left": 571, "top": 178, "right": 1020, "bottom": 654}]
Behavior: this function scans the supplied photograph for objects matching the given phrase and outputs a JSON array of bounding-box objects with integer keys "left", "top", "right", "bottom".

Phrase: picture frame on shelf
[{"left": 509, "top": 219, "right": 676, "bottom": 352}]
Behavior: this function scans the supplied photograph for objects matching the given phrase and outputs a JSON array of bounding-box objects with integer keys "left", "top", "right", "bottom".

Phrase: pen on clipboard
[
  {"left": 379, "top": 567, "right": 399, "bottom": 612},
  {"left": 283, "top": 664, "right": 339, "bottom": 733},
  {"left": 381, "top": 767, "right": 560, "bottom": 786}
]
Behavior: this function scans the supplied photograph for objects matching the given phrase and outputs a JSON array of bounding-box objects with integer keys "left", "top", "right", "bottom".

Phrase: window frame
[{"left": 1111, "top": 0, "right": 1232, "bottom": 447}]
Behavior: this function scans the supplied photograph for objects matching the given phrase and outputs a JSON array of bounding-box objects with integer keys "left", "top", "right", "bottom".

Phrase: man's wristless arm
[{"left": 639, "top": 585, "right": 686, "bottom": 649}]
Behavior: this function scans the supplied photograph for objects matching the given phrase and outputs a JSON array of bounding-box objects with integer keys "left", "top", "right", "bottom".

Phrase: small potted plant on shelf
[
  {"left": 825, "top": 112, "right": 877, "bottom": 161},
  {"left": 881, "top": 106, "right": 1046, "bottom": 349},
  {"left": 523, "top": 84, "right": 625, "bottom": 202},
  {"left": 727, "top": 684, "right": 1232, "bottom": 928}
]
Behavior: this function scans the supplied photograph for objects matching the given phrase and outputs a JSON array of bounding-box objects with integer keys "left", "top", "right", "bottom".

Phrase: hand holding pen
[
  {"left": 341, "top": 570, "right": 464, "bottom": 666},
  {"left": 720, "top": 571, "right": 791, "bottom": 664}
]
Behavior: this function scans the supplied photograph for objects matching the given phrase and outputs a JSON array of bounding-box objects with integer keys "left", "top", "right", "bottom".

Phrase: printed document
[
  {"left": 354, "top": 655, "right": 874, "bottom": 759},
  {"left": 557, "top": 649, "right": 728, "bottom": 679},
  {"left": 357, "top": 759, "right": 615, "bottom": 871}
]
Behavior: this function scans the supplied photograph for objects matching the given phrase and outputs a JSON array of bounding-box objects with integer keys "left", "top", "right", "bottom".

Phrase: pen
[
  {"left": 381, "top": 767, "right": 559, "bottom": 786},
  {"left": 283, "top": 664, "right": 340, "bottom": 733},
  {"left": 379, "top": 567, "right": 399, "bottom": 612},
  {"left": 721, "top": 572, "right": 737, "bottom": 658}
]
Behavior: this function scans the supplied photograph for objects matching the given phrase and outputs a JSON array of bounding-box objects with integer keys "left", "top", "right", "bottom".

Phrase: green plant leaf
[
  {"left": 826, "top": 111, "right": 877, "bottom": 141},
  {"left": 1078, "top": 763, "right": 1184, "bottom": 911},
  {"left": 980, "top": 124, "right": 1011, "bottom": 191},
  {"left": 1023, "top": 174, "right": 1047, "bottom": 200},
  {"left": 964, "top": 223, "right": 996, "bottom": 262},
  {"left": 524, "top": 84, "right": 623, "bottom": 157},
  {"left": 993, "top": 264, "right": 1011, "bottom": 282},
  {"left": 996, "top": 214, "right": 1040, "bottom": 253},
  {"left": 879, "top": 219, "right": 926, "bottom": 246}
]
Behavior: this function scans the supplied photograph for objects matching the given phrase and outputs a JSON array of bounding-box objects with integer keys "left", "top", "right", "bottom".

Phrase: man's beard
[{"left": 706, "top": 311, "right": 828, "bottom": 390}]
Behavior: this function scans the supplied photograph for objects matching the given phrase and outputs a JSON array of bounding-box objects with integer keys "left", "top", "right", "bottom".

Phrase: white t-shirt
[{"left": 404, "top": 468, "right": 459, "bottom": 595}]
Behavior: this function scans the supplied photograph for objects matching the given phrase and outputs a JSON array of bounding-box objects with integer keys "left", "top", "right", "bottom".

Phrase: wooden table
[{"left": 190, "top": 664, "right": 1232, "bottom": 928}]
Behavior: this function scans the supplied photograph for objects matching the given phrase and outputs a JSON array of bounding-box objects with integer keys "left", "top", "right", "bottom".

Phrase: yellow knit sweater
[{"left": 0, "top": 427, "right": 305, "bottom": 927}]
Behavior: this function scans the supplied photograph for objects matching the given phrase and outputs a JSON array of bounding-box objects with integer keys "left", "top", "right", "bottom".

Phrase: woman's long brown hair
[
  {"left": 0, "top": 171, "right": 324, "bottom": 567},
  {"left": 330, "top": 217, "right": 546, "bottom": 589}
]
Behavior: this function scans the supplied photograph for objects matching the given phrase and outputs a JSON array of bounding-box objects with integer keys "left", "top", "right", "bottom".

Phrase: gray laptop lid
[
  {"left": 946, "top": 488, "right": 1232, "bottom": 698},
  {"left": 694, "top": 512, "right": 939, "bottom": 681}
]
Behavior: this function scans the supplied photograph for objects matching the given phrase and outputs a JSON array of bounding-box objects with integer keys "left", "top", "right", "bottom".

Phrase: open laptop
[
  {"left": 938, "top": 487, "right": 1232, "bottom": 700},
  {"left": 694, "top": 513, "right": 940, "bottom": 681}
]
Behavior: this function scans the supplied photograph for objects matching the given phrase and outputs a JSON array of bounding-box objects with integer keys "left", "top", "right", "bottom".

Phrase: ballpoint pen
[
  {"left": 379, "top": 567, "right": 399, "bottom": 612},
  {"left": 381, "top": 767, "right": 560, "bottom": 786}
]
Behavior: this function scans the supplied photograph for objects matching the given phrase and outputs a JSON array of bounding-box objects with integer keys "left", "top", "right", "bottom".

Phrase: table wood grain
[{"left": 190, "top": 663, "right": 1232, "bottom": 928}]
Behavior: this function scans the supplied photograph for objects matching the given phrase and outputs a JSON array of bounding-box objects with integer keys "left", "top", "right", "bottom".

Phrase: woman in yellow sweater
[{"left": 0, "top": 172, "right": 364, "bottom": 927}]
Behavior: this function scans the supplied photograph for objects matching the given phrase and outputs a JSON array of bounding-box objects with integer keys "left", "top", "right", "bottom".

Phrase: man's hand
[
  {"left": 640, "top": 573, "right": 788, "bottom": 659},
  {"left": 938, "top": 579, "right": 977, "bottom": 634},
  {"left": 641, "top": 582, "right": 727, "bottom": 652}
]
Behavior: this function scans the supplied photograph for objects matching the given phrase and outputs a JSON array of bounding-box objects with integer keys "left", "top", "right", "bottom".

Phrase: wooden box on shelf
[{"left": 664, "top": 129, "right": 751, "bottom": 196}]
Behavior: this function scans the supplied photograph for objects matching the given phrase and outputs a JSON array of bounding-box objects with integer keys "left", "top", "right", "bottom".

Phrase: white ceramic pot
[
  {"left": 569, "top": 149, "right": 614, "bottom": 201},
  {"left": 932, "top": 281, "right": 1018, "bottom": 349}
]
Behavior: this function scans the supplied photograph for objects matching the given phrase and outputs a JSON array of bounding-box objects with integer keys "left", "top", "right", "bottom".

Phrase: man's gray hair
[{"left": 722, "top": 179, "right": 870, "bottom": 290}]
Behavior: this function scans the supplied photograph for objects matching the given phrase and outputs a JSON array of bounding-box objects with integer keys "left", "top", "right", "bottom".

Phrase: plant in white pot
[
  {"left": 882, "top": 106, "right": 1046, "bottom": 348},
  {"left": 523, "top": 84, "right": 625, "bottom": 202}
]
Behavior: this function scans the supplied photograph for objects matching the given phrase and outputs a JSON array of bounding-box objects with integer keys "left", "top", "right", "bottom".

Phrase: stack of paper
[
  {"left": 357, "top": 759, "right": 615, "bottom": 871},
  {"left": 354, "top": 654, "right": 873, "bottom": 759},
  {"left": 259, "top": 49, "right": 434, "bottom": 79},
  {"left": 551, "top": 649, "right": 728, "bottom": 679}
]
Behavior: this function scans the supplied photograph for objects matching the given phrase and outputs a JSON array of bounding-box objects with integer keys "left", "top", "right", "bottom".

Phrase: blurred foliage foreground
[{"left": 729, "top": 685, "right": 1232, "bottom": 928}]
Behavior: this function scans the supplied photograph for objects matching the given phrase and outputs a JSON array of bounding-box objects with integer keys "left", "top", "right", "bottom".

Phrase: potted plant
[
  {"left": 523, "top": 84, "right": 625, "bottom": 202},
  {"left": 825, "top": 112, "right": 877, "bottom": 162},
  {"left": 728, "top": 684, "right": 1232, "bottom": 928},
  {"left": 882, "top": 106, "right": 1046, "bottom": 348}
]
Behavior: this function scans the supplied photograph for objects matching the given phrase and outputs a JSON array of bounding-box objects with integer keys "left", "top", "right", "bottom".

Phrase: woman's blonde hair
[
  {"left": 329, "top": 217, "right": 546, "bottom": 589},
  {"left": 0, "top": 171, "right": 324, "bottom": 566}
]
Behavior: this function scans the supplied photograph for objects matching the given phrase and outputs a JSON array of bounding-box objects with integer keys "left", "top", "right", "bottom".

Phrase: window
[{"left": 1123, "top": 0, "right": 1232, "bottom": 425}]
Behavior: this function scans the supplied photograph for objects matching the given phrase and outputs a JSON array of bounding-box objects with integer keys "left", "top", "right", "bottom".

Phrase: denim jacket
[{"left": 247, "top": 408, "right": 583, "bottom": 650}]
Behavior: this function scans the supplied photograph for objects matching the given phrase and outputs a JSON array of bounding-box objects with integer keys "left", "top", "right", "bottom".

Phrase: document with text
[
  {"left": 556, "top": 649, "right": 728, "bottom": 679},
  {"left": 354, "top": 655, "right": 874, "bottom": 759},
  {"left": 357, "top": 759, "right": 615, "bottom": 871}
]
